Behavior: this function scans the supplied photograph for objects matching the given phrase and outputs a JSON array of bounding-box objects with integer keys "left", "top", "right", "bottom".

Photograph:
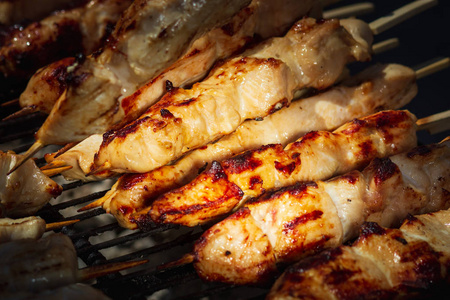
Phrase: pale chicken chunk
[
  {"left": 0, "top": 151, "right": 62, "bottom": 217},
  {"left": 0, "top": 216, "right": 46, "bottom": 243}
]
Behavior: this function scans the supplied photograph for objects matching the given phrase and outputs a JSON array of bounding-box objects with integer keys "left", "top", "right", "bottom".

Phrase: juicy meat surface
[
  {"left": 92, "top": 17, "right": 372, "bottom": 174},
  {"left": 149, "top": 110, "right": 418, "bottom": 226},
  {"left": 35, "top": 0, "right": 253, "bottom": 145},
  {"left": 192, "top": 139, "right": 450, "bottom": 285},
  {"left": 268, "top": 209, "right": 450, "bottom": 299}
]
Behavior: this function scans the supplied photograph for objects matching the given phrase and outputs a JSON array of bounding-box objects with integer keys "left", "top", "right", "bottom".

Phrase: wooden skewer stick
[
  {"left": 417, "top": 110, "right": 450, "bottom": 135},
  {"left": 2, "top": 106, "right": 37, "bottom": 121},
  {"left": 372, "top": 38, "right": 399, "bottom": 55},
  {"left": 415, "top": 57, "right": 450, "bottom": 80},
  {"left": 7, "top": 140, "right": 44, "bottom": 175},
  {"left": 369, "top": 0, "right": 438, "bottom": 35},
  {"left": 0, "top": 98, "right": 19, "bottom": 107},
  {"left": 323, "top": 2, "right": 374, "bottom": 19},
  {"left": 45, "top": 219, "right": 79, "bottom": 231},
  {"left": 77, "top": 259, "right": 148, "bottom": 282},
  {"left": 41, "top": 165, "right": 73, "bottom": 177}
]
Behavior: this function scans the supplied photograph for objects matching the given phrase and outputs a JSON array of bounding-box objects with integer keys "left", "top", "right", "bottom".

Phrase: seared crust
[
  {"left": 92, "top": 17, "right": 372, "bottom": 173},
  {"left": 150, "top": 110, "right": 417, "bottom": 226},
  {"left": 268, "top": 208, "right": 450, "bottom": 299},
  {"left": 84, "top": 62, "right": 416, "bottom": 229},
  {"left": 191, "top": 140, "right": 449, "bottom": 285}
]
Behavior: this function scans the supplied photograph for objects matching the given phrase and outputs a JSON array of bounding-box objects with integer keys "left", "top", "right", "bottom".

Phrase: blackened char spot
[
  {"left": 371, "top": 157, "right": 399, "bottom": 185},
  {"left": 165, "top": 80, "right": 174, "bottom": 92},
  {"left": 360, "top": 222, "right": 386, "bottom": 238},
  {"left": 283, "top": 210, "right": 323, "bottom": 233},
  {"left": 407, "top": 144, "right": 439, "bottom": 158},
  {"left": 222, "top": 149, "right": 264, "bottom": 174},
  {"left": 274, "top": 161, "right": 296, "bottom": 175},
  {"left": 160, "top": 108, "right": 174, "bottom": 118}
]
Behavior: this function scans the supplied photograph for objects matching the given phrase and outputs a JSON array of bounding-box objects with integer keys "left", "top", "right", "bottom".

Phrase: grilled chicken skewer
[
  {"left": 0, "top": 0, "right": 79, "bottom": 26},
  {"left": 147, "top": 110, "right": 418, "bottom": 227},
  {"left": 14, "top": 0, "right": 252, "bottom": 151},
  {"left": 268, "top": 208, "right": 450, "bottom": 299},
  {"left": 10, "top": 0, "right": 371, "bottom": 123},
  {"left": 0, "top": 233, "right": 147, "bottom": 295},
  {"left": 10, "top": 0, "right": 435, "bottom": 174},
  {"left": 79, "top": 62, "right": 418, "bottom": 229},
  {"left": 11, "top": 0, "right": 298, "bottom": 119},
  {"left": 41, "top": 36, "right": 406, "bottom": 184},
  {"left": 186, "top": 139, "right": 450, "bottom": 285},
  {"left": 0, "top": 0, "right": 133, "bottom": 79},
  {"left": 0, "top": 151, "right": 62, "bottom": 218},
  {"left": 92, "top": 16, "right": 373, "bottom": 174},
  {"left": 0, "top": 216, "right": 78, "bottom": 243}
]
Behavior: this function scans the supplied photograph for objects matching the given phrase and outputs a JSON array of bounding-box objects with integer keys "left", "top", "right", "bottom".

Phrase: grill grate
[{"left": 1, "top": 0, "right": 449, "bottom": 299}]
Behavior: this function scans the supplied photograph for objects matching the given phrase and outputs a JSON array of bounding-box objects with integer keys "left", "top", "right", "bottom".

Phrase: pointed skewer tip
[{"left": 7, "top": 140, "right": 44, "bottom": 175}]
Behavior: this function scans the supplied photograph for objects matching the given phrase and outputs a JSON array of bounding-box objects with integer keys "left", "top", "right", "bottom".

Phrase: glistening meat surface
[
  {"left": 149, "top": 110, "right": 417, "bottom": 226},
  {"left": 192, "top": 139, "right": 450, "bottom": 285},
  {"left": 92, "top": 17, "right": 373, "bottom": 174}
]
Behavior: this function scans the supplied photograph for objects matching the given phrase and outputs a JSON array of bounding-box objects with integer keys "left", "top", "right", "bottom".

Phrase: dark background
[{"left": 327, "top": 0, "right": 450, "bottom": 145}]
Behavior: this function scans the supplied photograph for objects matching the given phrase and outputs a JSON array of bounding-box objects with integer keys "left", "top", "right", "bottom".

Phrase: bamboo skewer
[
  {"left": 77, "top": 259, "right": 148, "bottom": 282},
  {"left": 417, "top": 110, "right": 450, "bottom": 135},
  {"left": 369, "top": 0, "right": 438, "bottom": 34},
  {"left": 6, "top": 0, "right": 440, "bottom": 176},
  {"left": 45, "top": 219, "right": 79, "bottom": 231},
  {"left": 41, "top": 165, "right": 73, "bottom": 177},
  {"left": 0, "top": 98, "right": 19, "bottom": 107},
  {"left": 323, "top": 2, "right": 374, "bottom": 19}
]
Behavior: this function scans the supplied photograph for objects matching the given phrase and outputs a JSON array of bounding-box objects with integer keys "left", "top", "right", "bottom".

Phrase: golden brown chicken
[
  {"left": 92, "top": 17, "right": 373, "bottom": 174},
  {"left": 190, "top": 139, "right": 449, "bottom": 285},
  {"left": 267, "top": 208, "right": 450, "bottom": 299},
  {"left": 148, "top": 110, "right": 418, "bottom": 227},
  {"left": 83, "top": 62, "right": 418, "bottom": 229}
]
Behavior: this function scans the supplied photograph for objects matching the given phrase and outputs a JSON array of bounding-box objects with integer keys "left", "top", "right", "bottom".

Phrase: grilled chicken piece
[
  {"left": 0, "top": 233, "right": 78, "bottom": 293},
  {"left": 268, "top": 209, "right": 450, "bottom": 299},
  {"left": 93, "top": 17, "right": 373, "bottom": 174},
  {"left": 0, "top": 151, "right": 62, "bottom": 217},
  {"left": 18, "top": 57, "right": 75, "bottom": 114},
  {"left": 0, "top": 0, "right": 133, "bottom": 79},
  {"left": 149, "top": 110, "right": 417, "bottom": 226},
  {"left": 22, "top": 0, "right": 318, "bottom": 135},
  {"left": 191, "top": 139, "right": 450, "bottom": 285},
  {"left": 0, "top": 0, "right": 80, "bottom": 26},
  {"left": 90, "top": 62, "right": 417, "bottom": 230},
  {"left": 0, "top": 216, "right": 46, "bottom": 243},
  {"left": 45, "top": 134, "right": 117, "bottom": 182},
  {"left": 34, "top": 0, "right": 253, "bottom": 145}
]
